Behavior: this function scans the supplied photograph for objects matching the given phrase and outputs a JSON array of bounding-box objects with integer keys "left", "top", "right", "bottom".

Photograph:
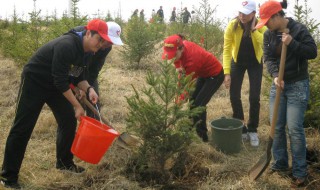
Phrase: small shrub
[{"left": 125, "top": 60, "right": 204, "bottom": 184}]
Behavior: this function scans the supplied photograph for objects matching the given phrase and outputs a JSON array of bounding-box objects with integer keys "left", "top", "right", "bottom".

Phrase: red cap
[
  {"left": 162, "top": 35, "right": 183, "bottom": 60},
  {"left": 255, "top": 0, "right": 282, "bottom": 29},
  {"left": 86, "top": 19, "right": 111, "bottom": 42}
]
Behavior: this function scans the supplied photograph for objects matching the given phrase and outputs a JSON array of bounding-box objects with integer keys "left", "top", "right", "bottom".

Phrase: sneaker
[
  {"left": 248, "top": 132, "right": 259, "bottom": 147},
  {"left": 0, "top": 179, "right": 21, "bottom": 189},
  {"left": 56, "top": 164, "right": 85, "bottom": 174}
]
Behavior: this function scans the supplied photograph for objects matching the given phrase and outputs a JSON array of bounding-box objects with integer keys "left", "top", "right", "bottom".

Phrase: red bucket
[{"left": 71, "top": 116, "right": 119, "bottom": 164}]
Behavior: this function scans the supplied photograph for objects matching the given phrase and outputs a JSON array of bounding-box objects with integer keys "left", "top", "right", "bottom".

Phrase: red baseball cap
[
  {"left": 162, "top": 35, "right": 183, "bottom": 60},
  {"left": 86, "top": 19, "right": 111, "bottom": 42},
  {"left": 255, "top": 0, "right": 282, "bottom": 29}
]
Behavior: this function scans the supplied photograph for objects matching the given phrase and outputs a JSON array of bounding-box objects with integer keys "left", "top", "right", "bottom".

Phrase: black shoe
[
  {"left": 196, "top": 130, "right": 208, "bottom": 142},
  {"left": 202, "top": 133, "right": 209, "bottom": 142},
  {"left": 0, "top": 179, "right": 21, "bottom": 189},
  {"left": 291, "top": 176, "right": 308, "bottom": 188},
  {"left": 56, "top": 164, "right": 85, "bottom": 174}
]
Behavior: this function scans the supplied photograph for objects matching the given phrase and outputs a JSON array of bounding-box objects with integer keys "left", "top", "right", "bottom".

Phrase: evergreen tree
[
  {"left": 126, "top": 60, "right": 204, "bottom": 179},
  {"left": 294, "top": 0, "right": 320, "bottom": 128},
  {"left": 105, "top": 11, "right": 113, "bottom": 21},
  {"left": 294, "top": 0, "right": 320, "bottom": 36},
  {"left": 191, "top": 0, "right": 224, "bottom": 53},
  {"left": 120, "top": 16, "right": 164, "bottom": 68}
]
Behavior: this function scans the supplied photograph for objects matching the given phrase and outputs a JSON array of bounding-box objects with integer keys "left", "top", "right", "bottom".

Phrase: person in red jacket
[{"left": 162, "top": 34, "right": 224, "bottom": 142}]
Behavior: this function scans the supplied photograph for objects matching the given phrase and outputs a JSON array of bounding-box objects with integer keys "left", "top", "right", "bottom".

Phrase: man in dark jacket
[
  {"left": 157, "top": 6, "right": 164, "bottom": 22},
  {"left": 182, "top": 7, "right": 191, "bottom": 24},
  {"left": 72, "top": 21, "right": 123, "bottom": 120},
  {"left": 0, "top": 19, "right": 109, "bottom": 189},
  {"left": 170, "top": 7, "right": 176, "bottom": 22}
]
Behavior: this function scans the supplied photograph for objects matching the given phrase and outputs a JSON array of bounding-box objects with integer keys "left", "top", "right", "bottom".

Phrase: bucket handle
[{"left": 95, "top": 104, "right": 103, "bottom": 125}]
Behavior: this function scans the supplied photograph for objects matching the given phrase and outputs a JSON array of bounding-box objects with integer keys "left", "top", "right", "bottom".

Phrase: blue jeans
[{"left": 269, "top": 79, "right": 309, "bottom": 178}]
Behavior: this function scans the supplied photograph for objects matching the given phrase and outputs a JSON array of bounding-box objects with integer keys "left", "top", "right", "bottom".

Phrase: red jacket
[{"left": 174, "top": 41, "right": 222, "bottom": 78}]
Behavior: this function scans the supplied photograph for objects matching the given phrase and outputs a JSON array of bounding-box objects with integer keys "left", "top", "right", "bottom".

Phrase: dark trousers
[
  {"left": 190, "top": 70, "right": 224, "bottom": 134},
  {"left": 1, "top": 75, "right": 77, "bottom": 183},
  {"left": 85, "top": 80, "right": 101, "bottom": 120},
  {"left": 230, "top": 60, "right": 263, "bottom": 132}
]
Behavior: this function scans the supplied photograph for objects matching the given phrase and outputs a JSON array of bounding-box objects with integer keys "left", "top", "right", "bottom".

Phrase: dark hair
[
  {"left": 177, "top": 33, "right": 185, "bottom": 40},
  {"left": 281, "top": 0, "right": 288, "bottom": 9},
  {"left": 90, "top": 30, "right": 98, "bottom": 36},
  {"left": 176, "top": 34, "right": 185, "bottom": 49},
  {"left": 232, "top": 17, "right": 257, "bottom": 37},
  {"left": 278, "top": 0, "right": 288, "bottom": 16}
]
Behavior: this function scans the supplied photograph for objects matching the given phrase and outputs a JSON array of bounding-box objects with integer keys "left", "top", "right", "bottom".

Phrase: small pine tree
[
  {"left": 28, "top": 0, "right": 42, "bottom": 52},
  {"left": 0, "top": 6, "right": 32, "bottom": 66},
  {"left": 105, "top": 11, "right": 113, "bottom": 21},
  {"left": 126, "top": 59, "right": 204, "bottom": 181},
  {"left": 120, "top": 16, "right": 164, "bottom": 68},
  {"left": 294, "top": 0, "right": 320, "bottom": 128},
  {"left": 191, "top": 0, "right": 224, "bottom": 54},
  {"left": 294, "top": 0, "right": 320, "bottom": 36}
]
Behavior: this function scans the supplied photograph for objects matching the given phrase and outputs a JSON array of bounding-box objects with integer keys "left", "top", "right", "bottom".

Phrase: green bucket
[{"left": 210, "top": 118, "right": 243, "bottom": 154}]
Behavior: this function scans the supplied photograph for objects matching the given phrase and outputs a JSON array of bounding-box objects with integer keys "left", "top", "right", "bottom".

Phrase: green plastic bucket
[{"left": 210, "top": 118, "right": 243, "bottom": 154}]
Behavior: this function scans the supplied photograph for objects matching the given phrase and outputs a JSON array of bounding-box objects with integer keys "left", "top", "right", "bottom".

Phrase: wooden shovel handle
[
  {"left": 69, "top": 84, "right": 113, "bottom": 128},
  {"left": 269, "top": 29, "right": 289, "bottom": 139}
]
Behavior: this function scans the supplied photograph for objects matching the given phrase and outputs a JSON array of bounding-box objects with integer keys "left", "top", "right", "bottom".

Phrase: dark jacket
[
  {"left": 23, "top": 30, "right": 85, "bottom": 93},
  {"left": 157, "top": 9, "right": 164, "bottom": 19},
  {"left": 170, "top": 10, "right": 176, "bottom": 22},
  {"left": 182, "top": 10, "right": 191, "bottom": 23},
  {"left": 264, "top": 18, "right": 317, "bottom": 83},
  {"left": 73, "top": 26, "right": 112, "bottom": 85}
]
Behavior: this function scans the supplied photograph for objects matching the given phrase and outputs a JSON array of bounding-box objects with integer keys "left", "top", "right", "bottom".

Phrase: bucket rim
[
  {"left": 79, "top": 116, "right": 120, "bottom": 136},
  {"left": 107, "top": 129, "right": 120, "bottom": 136},
  {"left": 211, "top": 125, "right": 243, "bottom": 130},
  {"left": 210, "top": 118, "right": 243, "bottom": 130}
]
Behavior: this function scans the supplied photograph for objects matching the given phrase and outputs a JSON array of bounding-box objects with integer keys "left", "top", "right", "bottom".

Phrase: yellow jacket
[{"left": 223, "top": 18, "right": 267, "bottom": 74}]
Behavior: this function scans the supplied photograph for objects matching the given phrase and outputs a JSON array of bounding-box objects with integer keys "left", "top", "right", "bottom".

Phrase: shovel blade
[
  {"left": 248, "top": 152, "right": 272, "bottom": 180},
  {"left": 248, "top": 137, "right": 273, "bottom": 180},
  {"left": 120, "top": 132, "right": 140, "bottom": 146},
  {"left": 115, "top": 136, "right": 132, "bottom": 150}
]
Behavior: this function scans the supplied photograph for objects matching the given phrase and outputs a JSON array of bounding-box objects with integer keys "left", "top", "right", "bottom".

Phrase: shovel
[
  {"left": 69, "top": 84, "right": 140, "bottom": 148},
  {"left": 249, "top": 31, "right": 288, "bottom": 180}
]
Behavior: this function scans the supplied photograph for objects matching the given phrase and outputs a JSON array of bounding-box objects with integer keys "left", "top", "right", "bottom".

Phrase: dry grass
[{"left": 0, "top": 48, "right": 319, "bottom": 190}]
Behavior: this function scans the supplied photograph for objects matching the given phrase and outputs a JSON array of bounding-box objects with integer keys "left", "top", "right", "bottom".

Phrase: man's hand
[
  {"left": 74, "top": 104, "right": 85, "bottom": 121},
  {"left": 63, "top": 87, "right": 85, "bottom": 121},
  {"left": 75, "top": 89, "right": 86, "bottom": 100},
  {"left": 88, "top": 88, "right": 99, "bottom": 104},
  {"left": 224, "top": 74, "right": 231, "bottom": 89},
  {"left": 77, "top": 81, "right": 99, "bottom": 104}
]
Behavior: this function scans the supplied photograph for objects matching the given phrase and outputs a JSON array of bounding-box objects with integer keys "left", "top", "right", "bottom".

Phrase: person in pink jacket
[{"left": 162, "top": 34, "right": 224, "bottom": 142}]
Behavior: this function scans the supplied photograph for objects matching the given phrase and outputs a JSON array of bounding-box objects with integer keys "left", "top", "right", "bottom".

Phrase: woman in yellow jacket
[{"left": 223, "top": 0, "right": 266, "bottom": 147}]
